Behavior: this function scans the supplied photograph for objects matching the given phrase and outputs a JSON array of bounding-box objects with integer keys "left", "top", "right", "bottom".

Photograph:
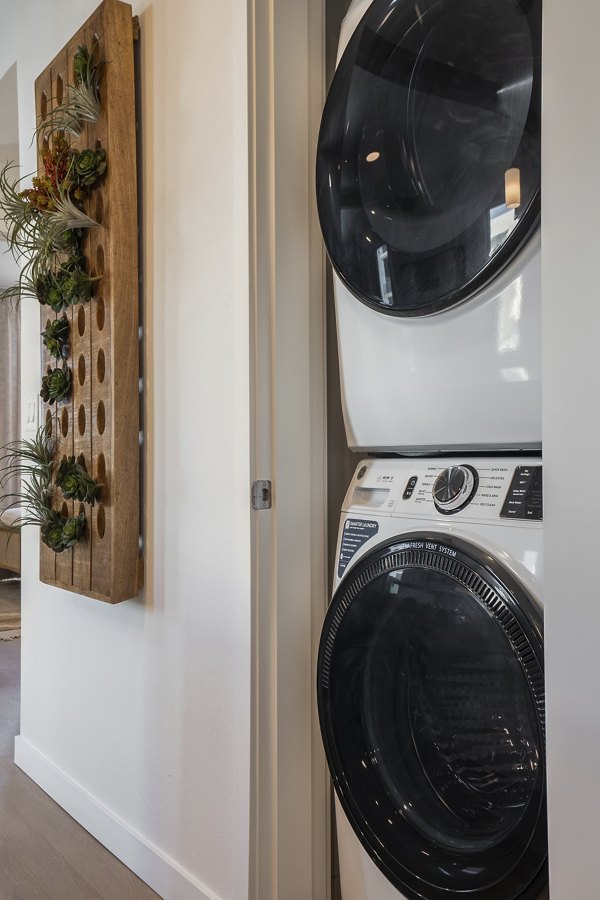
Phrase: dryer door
[
  {"left": 317, "top": 534, "right": 547, "bottom": 900},
  {"left": 316, "top": 0, "right": 541, "bottom": 316}
]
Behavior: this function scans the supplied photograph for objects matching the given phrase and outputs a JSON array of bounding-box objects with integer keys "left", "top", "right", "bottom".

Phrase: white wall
[
  {"left": 5, "top": 2, "right": 250, "bottom": 898},
  {"left": 542, "top": 2, "right": 600, "bottom": 896}
]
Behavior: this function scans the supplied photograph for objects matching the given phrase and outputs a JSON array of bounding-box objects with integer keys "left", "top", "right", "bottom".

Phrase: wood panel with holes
[{"left": 35, "top": 0, "right": 142, "bottom": 603}]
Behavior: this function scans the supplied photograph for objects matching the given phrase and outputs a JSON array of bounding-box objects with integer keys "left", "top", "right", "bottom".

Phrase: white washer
[
  {"left": 317, "top": 457, "right": 547, "bottom": 899},
  {"left": 317, "top": 0, "right": 542, "bottom": 453}
]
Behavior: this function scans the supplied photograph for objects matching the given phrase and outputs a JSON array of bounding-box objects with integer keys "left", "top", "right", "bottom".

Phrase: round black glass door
[
  {"left": 317, "top": 535, "right": 547, "bottom": 899},
  {"left": 316, "top": 0, "right": 542, "bottom": 316}
]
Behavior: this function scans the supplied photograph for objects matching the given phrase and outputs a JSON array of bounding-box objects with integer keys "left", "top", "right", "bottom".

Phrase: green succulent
[
  {"left": 61, "top": 512, "right": 87, "bottom": 548},
  {"left": 40, "top": 364, "right": 72, "bottom": 405},
  {"left": 55, "top": 456, "right": 101, "bottom": 506},
  {"left": 40, "top": 513, "right": 66, "bottom": 552},
  {"left": 40, "top": 509, "right": 86, "bottom": 552},
  {"left": 73, "top": 147, "right": 107, "bottom": 187},
  {"left": 37, "top": 257, "right": 98, "bottom": 312},
  {"left": 41, "top": 316, "right": 70, "bottom": 359}
]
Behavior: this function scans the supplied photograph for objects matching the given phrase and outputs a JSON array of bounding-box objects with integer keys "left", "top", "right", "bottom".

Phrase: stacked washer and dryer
[{"left": 315, "top": 1, "right": 546, "bottom": 899}]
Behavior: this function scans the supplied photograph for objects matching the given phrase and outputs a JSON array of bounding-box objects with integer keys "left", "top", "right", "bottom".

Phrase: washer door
[
  {"left": 317, "top": 534, "right": 547, "bottom": 899},
  {"left": 316, "top": 0, "right": 541, "bottom": 316}
]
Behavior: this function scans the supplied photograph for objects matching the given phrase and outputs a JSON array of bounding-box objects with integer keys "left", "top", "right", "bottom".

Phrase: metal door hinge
[{"left": 252, "top": 480, "right": 272, "bottom": 510}]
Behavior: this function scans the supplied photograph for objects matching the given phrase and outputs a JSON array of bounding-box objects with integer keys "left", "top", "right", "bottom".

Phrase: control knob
[{"left": 433, "top": 465, "right": 478, "bottom": 514}]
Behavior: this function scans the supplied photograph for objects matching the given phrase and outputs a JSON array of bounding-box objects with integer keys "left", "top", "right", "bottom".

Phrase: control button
[
  {"left": 500, "top": 466, "right": 543, "bottom": 520},
  {"left": 433, "top": 465, "right": 479, "bottom": 515},
  {"left": 356, "top": 466, "right": 367, "bottom": 481},
  {"left": 402, "top": 475, "right": 418, "bottom": 500}
]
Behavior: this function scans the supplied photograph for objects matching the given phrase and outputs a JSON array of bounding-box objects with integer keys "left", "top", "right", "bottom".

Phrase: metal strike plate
[{"left": 252, "top": 480, "right": 272, "bottom": 510}]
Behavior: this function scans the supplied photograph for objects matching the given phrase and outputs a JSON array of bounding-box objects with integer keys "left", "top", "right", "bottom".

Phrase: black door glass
[
  {"left": 316, "top": 0, "right": 542, "bottom": 316},
  {"left": 318, "top": 538, "right": 547, "bottom": 900}
]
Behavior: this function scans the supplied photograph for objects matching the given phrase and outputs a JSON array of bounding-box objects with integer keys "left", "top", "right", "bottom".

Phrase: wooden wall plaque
[{"left": 36, "top": 0, "right": 142, "bottom": 603}]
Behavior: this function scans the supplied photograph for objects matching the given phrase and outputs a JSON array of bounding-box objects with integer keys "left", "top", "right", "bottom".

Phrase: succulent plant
[
  {"left": 73, "top": 147, "right": 107, "bottom": 187},
  {"left": 41, "top": 316, "right": 70, "bottom": 359},
  {"left": 55, "top": 456, "right": 101, "bottom": 506},
  {"left": 37, "top": 257, "right": 98, "bottom": 312},
  {"left": 41, "top": 509, "right": 86, "bottom": 552},
  {"left": 40, "top": 364, "right": 72, "bottom": 405}
]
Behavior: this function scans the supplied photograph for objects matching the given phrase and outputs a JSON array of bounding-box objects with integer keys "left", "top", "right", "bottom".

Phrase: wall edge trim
[{"left": 14, "top": 735, "right": 220, "bottom": 900}]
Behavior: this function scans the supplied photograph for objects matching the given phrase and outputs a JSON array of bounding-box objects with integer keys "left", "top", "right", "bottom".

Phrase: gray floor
[{"left": 0, "top": 639, "right": 161, "bottom": 899}]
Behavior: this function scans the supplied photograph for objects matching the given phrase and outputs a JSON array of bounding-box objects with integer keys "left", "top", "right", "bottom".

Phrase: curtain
[{"left": 0, "top": 302, "right": 20, "bottom": 507}]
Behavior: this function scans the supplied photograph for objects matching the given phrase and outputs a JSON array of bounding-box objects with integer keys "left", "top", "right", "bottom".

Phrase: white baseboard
[{"left": 14, "top": 735, "right": 220, "bottom": 900}]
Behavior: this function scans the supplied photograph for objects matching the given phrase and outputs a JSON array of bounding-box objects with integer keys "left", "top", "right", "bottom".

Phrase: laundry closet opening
[{"left": 0, "top": 62, "right": 22, "bottom": 648}]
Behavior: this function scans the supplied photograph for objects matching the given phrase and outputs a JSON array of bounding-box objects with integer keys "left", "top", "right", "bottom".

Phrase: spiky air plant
[
  {"left": 0, "top": 164, "right": 38, "bottom": 250},
  {"left": 35, "top": 43, "right": 102, "bottom": 142},
  {"left": 0, "top": 426, "right": 55, "bottom": 530},
  {"left": 0, "top": 160, "right": 98, "bottom": 267},
  {"left": 55, "top": 456, "right": 101, "bottom": 506},
  {"left": 40, "top": 364, "right": 72, "bottom": 405},
  {"left": 41, "top": 316, "right": 70, "bottom": 359},
  {"left": 0, "top": 428, "right": 88, "bottom": 554}
]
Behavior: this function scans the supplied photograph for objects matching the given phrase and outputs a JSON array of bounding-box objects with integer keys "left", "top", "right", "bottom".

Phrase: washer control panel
[
  {"left": 500, "top": 466, "right": 543, "bottom": 520},
  {"left": 433, "top": 465, "right": 478, "bottom": 514},
  {"left": 344, "top": 458, "right": 543, "bottom": 523}
]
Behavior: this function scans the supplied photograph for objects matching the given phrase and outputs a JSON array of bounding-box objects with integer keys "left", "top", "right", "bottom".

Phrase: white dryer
[
  {"left": 317, "top": 0, "right": 542, "bottom": 453},
  {"left": 317, "top": 457, "right": 547, "bottom": 899}
]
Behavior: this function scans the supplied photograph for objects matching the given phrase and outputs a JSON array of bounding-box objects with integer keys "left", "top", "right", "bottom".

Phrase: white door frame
[{"left": 248, "top": 0, "right": 330, "bottom": 898}]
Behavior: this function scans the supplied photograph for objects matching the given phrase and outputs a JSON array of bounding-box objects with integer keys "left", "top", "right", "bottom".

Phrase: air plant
[
  {"left": 0, "top": 157, "right": 99, "bottom": 265},
  {"left": 40, "top": 364, "right": 72, "bottom": 405},
  {"left": 42, "top": 316, "right": 70, "bottom": 359},
  {"left": 0, "top": 426, "right": 55, "bottom": 530},
  {"left": 35, "top": 43, "right": 102, "bottom": 141},
  {"left": 0, "top": 428, "right": 88, "bottom": 553},
  {"left": 0, "top": 164, "right": 38, "bottom": 250},
  {"left": 55, "top": 456, "right": 101, "bottom": 506}
]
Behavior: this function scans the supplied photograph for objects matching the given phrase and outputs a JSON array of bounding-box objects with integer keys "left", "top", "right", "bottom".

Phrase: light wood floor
[{"left": 0, "top": 639, "right": 161, "bottom": 899}]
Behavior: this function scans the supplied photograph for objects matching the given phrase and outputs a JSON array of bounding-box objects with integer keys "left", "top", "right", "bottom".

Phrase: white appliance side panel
[
  {"left": 335, "top": 237, "right": 541, "bottom": 451},
  {"left": 337, "top": 0, "right": 374, "bottom": 62},
  {"left": 335, "top": 797, "right": 408, "bottom": 900}
]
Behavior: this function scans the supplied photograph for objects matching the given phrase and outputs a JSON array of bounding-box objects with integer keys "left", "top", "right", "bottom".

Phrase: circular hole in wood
[
  {"left": 78, "top": 354, "right": 86, "bottom": 386},
  {"left": 96, "top": 298, "right": 105, "bottom": 331},
  {"left": 97, "top": 504, "right": 106, "bottom": 539},
  {"left": 45, "top": 409, "right": 53, "bottom": 436},
  {"left": 97, "top": 400, "right": 106, "bottom": 435},
  {"left": 41, "top": 91, "right": 48, "bottom": 118},
  {"left": 78, "top": 404, "right": 86, "bottom": 436},
  {"left": 42, "top": 137, "right": 49, "bottom": 153},
  {"left": 78, "top": 503, "right": 85, "bottom": 518},
  {"left": 61, "top": 408, "right": 69, "bottom": 438},
  {"left": 45, "top": 318, "right": 52, "bottom": 330},
  {"left": 77, "top": 453, "right": 86, "bottom": 471},
  {"left": 56, "top": 74, "right": 63, "bottom": 105},
  {"left": 95, "top": 193, "right": 103, "bottom": 225},
  {"left": 78, "top": 305, "right": 86, "bottom": 336},
  {"left": 61, "top": 501, "right": 68, "bottom": 518},
  {"left": 96, "top": 245, "right": 104, "bottom": 276},
  {"left": 97, "top": 348, "right": 105, "bottom": 383},
  {"left": 96, "top": 453, "right": 106, "bottom": 484}
]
